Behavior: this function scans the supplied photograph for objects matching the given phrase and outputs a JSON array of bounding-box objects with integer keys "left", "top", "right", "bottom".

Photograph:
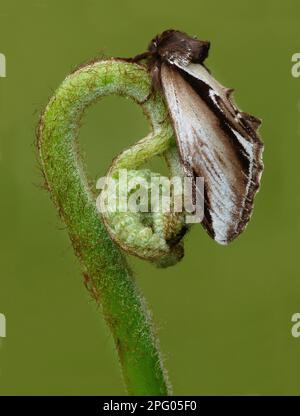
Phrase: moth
[{"left": 129, "top": 29, "right": 264, "bottom": 245}]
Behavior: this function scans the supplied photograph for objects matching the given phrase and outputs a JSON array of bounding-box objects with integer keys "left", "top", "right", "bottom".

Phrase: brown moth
[{"left": 129, "top": 29, "right": 264, "bottom": 245}]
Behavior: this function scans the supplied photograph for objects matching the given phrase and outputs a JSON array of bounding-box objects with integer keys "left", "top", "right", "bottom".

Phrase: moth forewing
[
  {"left": 175, "top": 62, "right": 232, "bottom": 104},
  {"left": 175, "top": 62, "right": 263, "bottom": 137},
  {"left": 160, "top": 62, "right": 263, "bottom": 244}
]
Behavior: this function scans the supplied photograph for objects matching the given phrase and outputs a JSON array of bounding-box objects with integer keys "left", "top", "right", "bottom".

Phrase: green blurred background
[{"left": 0, "top": 0, "right": 299, "bottom": 395}]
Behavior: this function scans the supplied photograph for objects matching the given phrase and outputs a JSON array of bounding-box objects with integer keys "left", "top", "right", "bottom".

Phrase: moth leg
[{"left": 127, "top": 52, "right": 152, "bottom": 62}]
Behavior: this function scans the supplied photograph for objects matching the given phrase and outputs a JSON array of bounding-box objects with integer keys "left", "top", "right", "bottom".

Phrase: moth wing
[
  {"left": 174, "top": 62, "right": 263, "bottom": 133},
  {"left": 160, "top": 62, "right": 263, "bottom": 244}
]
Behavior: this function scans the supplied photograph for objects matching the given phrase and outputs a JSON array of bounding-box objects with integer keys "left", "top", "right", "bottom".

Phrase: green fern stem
[{"left": 37, "top": 59, "right": 184, "bottom": 395}]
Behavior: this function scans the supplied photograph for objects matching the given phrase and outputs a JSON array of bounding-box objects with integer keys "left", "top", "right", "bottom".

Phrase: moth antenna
[{"left": 202, "top": 63, "right": 211, "bottom": 74}]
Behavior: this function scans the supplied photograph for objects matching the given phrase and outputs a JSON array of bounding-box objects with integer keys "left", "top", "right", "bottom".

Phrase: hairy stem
[{"left": 37, "top": 59, "right": 175, "bottom": 395}]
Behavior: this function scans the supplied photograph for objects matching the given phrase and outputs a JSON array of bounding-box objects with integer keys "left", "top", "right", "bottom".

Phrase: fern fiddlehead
[{"left": 37, "top": 59, "right": 188, "bottom": 395}]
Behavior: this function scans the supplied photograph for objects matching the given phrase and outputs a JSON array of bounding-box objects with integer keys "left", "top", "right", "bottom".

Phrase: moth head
[{"left": 148, "top": 29, "right": 210, "bottom": 67}]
